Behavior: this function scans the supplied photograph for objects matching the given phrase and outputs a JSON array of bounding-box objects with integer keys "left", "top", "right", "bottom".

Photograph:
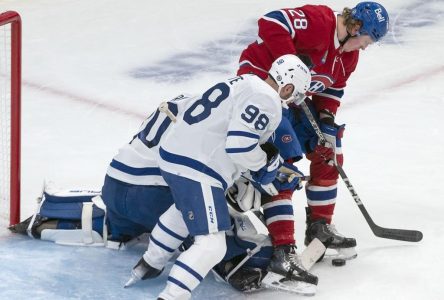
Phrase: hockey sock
[
  {"left": 263, "top": 190, "right": 295, "bottom": 246},
  {"left": 159, "top": 232, "right": 226, "bottom": 300},
  {"left": 143, "top": 205, "right": 189, "bottom": 270},
  {"left": 306, "top": 180, "right": 337, "bottom": 224}
]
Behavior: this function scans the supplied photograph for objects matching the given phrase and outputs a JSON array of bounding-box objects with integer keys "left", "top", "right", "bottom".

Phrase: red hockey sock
[
  {"left": 308, "top": 203, "right": 335, "bottom": 224},
  {"left": 268, "top": 220, "right": 295, "bottom": 246},
  {"left": 263, "top": 190, "right": 296, "bottom": 246}
]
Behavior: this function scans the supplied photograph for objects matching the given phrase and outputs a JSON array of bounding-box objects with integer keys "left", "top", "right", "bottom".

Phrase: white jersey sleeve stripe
[
  {"left": 226, "top": 130, "right": 260, "bottom": 153},
  {"left": 227, "top": 130, "right": 259, "bottom": 139},
  {"left": 226, "top": 143, "right": 257, "bottom": 154}
]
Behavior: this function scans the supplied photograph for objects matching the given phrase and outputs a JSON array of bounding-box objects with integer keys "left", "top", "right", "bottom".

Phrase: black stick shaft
[{"left": 299, "top": 101, "right": 422, "bottom": 242}]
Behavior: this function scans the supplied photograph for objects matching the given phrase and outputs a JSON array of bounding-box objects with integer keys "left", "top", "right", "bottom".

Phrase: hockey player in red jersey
[{"left": 238, "top": 1, "right": 389, "bottom": 278}]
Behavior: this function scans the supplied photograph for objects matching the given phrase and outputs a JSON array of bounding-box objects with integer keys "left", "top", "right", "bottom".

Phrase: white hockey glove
[{"left": 227, "top": 178, "right": 262, "bottom": 212}]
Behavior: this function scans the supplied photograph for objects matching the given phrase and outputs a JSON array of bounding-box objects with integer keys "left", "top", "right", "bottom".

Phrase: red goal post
[{"left": 0, "top": 11, "right": 21, "bottom": 226}]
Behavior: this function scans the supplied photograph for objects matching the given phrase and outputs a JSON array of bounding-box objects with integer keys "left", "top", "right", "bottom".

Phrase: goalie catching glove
[
  {"left": 227, "top": 162, "right": 304, "bottom": 212},
  {"left": 227, "top": 177, "right": 262, "bottom": 212}
]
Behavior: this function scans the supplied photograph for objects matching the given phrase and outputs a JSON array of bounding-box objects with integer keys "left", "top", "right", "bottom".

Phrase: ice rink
[{"left": 1, "top": 0, "right": 443, "bottom": 299}]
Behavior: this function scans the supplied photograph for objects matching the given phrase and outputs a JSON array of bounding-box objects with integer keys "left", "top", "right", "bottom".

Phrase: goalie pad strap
[
  {"left": 82, "top": 202, "right": 94, "bottom": 244},
  {"left": 92, "top": 195, "right": 108, "bottom": 245}
]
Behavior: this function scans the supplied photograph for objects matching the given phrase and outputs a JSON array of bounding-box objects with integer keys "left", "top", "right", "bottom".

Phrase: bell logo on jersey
[
  {"left": 375, "top": 8, "right": 386, "bottom": 22},
  {"left": 306, "top": 74, "right": 334, "bottom": 95},
  {"left": 188, "top": 211, "right": 195, "bottom": 220}
]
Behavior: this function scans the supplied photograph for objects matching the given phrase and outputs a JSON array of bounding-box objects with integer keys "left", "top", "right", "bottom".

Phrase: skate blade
[
  {"left": 324, "top": 247, "right": 357, "bottom": 261},
  {"left": 211, "top": 269, "right": 226, "bottom": 284},
  {"left": 261, "top": 272, "right": 316, "bottom": 296}
]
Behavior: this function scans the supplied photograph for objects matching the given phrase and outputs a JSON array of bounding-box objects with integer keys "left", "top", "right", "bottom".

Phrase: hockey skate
[
  {"left": 212, "top": 259, "right": 264, "bottom": 292},
  {"left": 305, "top": 208, "right": 357, "bottom": 261},
  {"left": 124, "top": 257, "right": 163, "bottom": 288},
  {"left": 8, "top": 215, "right": 58, "bottom": 239},
  {"left": 262, "top": 244, "right": 318, "bottom": 296}
]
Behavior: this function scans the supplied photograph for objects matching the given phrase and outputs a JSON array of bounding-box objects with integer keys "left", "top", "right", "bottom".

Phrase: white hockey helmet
[{"left": 269, "top": 54, "right": 311, "bottom": 104}]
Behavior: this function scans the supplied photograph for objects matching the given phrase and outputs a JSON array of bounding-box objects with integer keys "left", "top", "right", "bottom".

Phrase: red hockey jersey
[{"left": 237, "top": 5, "right": 359, "bottom": 114}]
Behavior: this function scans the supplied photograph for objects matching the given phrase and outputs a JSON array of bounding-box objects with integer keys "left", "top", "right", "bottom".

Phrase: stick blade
[{"left": 373, "top": 226, "right": 423, "bottom": 242}]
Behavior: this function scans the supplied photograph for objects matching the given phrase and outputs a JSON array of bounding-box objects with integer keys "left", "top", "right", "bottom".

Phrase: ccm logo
[{"left": 208, "top": 206, "right": 215, "bottom": 224}]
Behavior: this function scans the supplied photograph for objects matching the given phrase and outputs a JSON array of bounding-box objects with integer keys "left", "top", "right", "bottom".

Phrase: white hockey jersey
[{"left": 107, "top": 74, "right": 282, "bottom": 189}]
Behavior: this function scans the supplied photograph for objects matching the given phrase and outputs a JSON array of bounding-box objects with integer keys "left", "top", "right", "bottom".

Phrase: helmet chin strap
[
  {"left": 282, "top": 95, "right": 295, "bottom": 104},
  {"left": 340, "top": 32, "right": 353, "bottom": 46},
  {"left": 277, "top": 84, "right": 295, "bottom": 104}
]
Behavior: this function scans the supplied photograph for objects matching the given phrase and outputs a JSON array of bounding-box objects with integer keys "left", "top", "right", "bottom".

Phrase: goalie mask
[{"left": 269, "top": 54, "right": 311, "bottom": 105}]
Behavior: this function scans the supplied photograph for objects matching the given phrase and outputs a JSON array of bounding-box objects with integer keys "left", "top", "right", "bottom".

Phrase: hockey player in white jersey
[
  {"left": 129, "top": 54, "right": 311, "bottom": 300},
  {"left": 10, "top": 54, "right": 311, "bottom": 299}
]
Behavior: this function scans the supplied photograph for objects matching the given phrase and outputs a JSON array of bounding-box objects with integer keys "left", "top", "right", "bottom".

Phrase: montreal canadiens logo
[
  {"left": 307, "top": 74, "right": 334, "bottom": 95},
  {"left": 282, "top": 135, "right": 292, "bottom": 143}
]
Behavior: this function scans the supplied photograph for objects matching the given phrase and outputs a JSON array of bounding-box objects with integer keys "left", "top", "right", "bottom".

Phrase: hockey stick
[
  {"left": 225, "top": 206, "right": 325, "bottom": 276},
  {"left": 299, "top": 101, "right": 423, "bottom": 242}
]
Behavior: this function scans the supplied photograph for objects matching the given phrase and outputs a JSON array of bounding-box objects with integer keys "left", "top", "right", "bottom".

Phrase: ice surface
[{"left": 0, "top": 0, "right": 443, "bottom": 299}]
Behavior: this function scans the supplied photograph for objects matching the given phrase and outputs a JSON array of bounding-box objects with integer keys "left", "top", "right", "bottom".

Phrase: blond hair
[{"left": 342, "top": 7, "right": 362, "bottom": 33}]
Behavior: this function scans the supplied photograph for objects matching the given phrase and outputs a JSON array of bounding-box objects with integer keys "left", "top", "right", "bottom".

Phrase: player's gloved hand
[
  {"left": 251, "top": 142, "right": 283, "bottom": 186},
  {"left": 312, "top": 144, "right": 334, "bottom": 161},
  {"left": 227, "top": 178, "right": 261, "bottom": 212},
  {"left": 273, "top": 162, "right": 304, "bottom": 191},
  {"left": 309, "top": 122, "right": 345, "bottom": 163},
  {"left": 250, "top": 162, "right": 304, "bottom": 196}
]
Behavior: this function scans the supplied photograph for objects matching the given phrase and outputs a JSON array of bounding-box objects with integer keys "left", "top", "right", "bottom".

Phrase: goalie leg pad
[
  {"left": 225, "top": 211, "right": 273, "bottom": 269},
  {"left": 39, "top": 190, "right": 103, "bottom": 220},
  {"left": 38, "top": 191, "right": 105, "bottom": 233},
  {"left": 30, "top": 189, "right": 106, "bottom": 246}
]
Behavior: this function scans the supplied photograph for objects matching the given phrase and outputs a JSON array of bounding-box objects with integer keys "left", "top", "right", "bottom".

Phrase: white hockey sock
[
  {"left": 144, "top": 205, "right": 189, "bottom": 270},
  {"left": 158, "top": 231, "right": 227, "bottom": 300}
]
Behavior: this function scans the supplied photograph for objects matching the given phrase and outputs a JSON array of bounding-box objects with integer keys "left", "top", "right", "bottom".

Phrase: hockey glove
[
  {"left": 309, "top": 122, "right": 345, "bottom": 163},
  {"left": 226, "top": 178, "right": 262, "bottom": 212},
  {"left": 251, "top": 142, "right": 283, "bottom": 186},
  {"left": 248, "top": 162, "right": 304, "bottom": 196},
  {"left": 273, "top": 162, "right": 304, "bottom": 191}
]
